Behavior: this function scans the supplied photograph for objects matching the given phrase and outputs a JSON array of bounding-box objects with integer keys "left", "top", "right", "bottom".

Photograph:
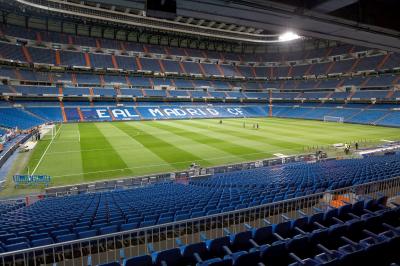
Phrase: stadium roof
[
  {"left": 177, "top": 0, "right": 400, "bottom": 52},
  {"left": 2, "top": 0, "right": 400, "bottom": 52}
]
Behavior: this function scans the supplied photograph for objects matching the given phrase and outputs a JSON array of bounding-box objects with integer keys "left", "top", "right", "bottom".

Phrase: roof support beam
[
  {"left": 311, "top": 0, "right": 359, "bottom": 13},
  {"left": 217, "top": 23, "right": 225, "bottom": 29},
  {"left": 227, "top": 24, "right": 235, "bottom": 30},
  {"left": 207, "top": 21, "right": 215, "bottom": 27},
  {"left": 177, "top": 0, "right": 400, "bottom": 52},
  {"left": 185, "top": 17, "right": 193, "bottom": 24}
]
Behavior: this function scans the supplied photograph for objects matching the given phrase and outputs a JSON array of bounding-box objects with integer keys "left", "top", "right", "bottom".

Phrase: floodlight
[{"left": 279, "top": 32, "right": 301, "bottom": 42}]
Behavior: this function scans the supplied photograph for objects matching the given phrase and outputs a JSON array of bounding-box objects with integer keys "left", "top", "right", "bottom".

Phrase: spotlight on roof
[{"left": 278, "top": 32, "right": 301, "bottom": 42}]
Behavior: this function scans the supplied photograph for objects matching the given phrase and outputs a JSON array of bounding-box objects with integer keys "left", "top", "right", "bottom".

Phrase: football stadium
[{"left": 0, "top": 0, "right": 399, "bottom": 265}]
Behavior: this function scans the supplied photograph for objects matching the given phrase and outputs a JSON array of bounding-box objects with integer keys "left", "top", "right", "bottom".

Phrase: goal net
[
  {"left": 40, "top": 124, "right": 57, "bottom": 141},
  {"left": 324, "top": 116, "right": 344, "bottom": 123}
]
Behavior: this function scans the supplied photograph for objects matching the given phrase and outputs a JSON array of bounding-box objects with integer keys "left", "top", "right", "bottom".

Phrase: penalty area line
[{"left": 31, "top": 124, "right": 63, "bottom": 175}]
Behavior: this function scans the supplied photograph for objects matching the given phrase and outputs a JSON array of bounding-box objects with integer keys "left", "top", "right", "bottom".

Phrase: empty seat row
[
  {"left": 96, "top": 197, "right": 400, "bottom": 266},
  {"left": 0, "top": 154, "right": 399, "bottom": 251}
]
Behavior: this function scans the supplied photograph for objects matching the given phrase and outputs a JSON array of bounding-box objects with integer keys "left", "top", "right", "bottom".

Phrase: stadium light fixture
[{"left": 279, "top": 31, "right": 301, "bottom": 42}]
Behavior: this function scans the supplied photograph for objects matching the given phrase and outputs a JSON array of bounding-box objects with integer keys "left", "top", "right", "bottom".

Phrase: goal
[
  {"left": 324, "top": 116, "right": 344, "bottom": 123},
  {"left": 41, "top": 124, "right": 57, "bottom": 140}
]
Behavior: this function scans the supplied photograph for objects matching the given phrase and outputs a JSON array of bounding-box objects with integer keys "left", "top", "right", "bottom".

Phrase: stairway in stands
[
  {"left": 372, "top": 111, "right": 392, "bottom": 125},
  {"left": 21, "top": 46, "right": 32, "bottom": 63},
  {"left": 385, "top": 90, "right": 395, "bottom": 99},
  {"left": 77, "top": 107, "right": 85, "bottom": 122},
  {"left": 59, "top": 101, "right": 67, "bottom": 122},
  {"left": 347, "top": 90, "right": 357, "bottom": 100},
  {"left": 346, "top": 109, "right": 366, "bottom": 121},
  {"left": 20, "top": 108, "right": 48, "bottom": 122}
]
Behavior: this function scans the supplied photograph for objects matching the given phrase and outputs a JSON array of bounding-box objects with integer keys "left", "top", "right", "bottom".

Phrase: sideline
[{"left": 31, "top": 124, "right": 63, "bottom": 175}]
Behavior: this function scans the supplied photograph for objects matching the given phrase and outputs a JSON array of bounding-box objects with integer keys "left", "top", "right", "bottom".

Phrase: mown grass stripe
[
  {"left": 204, "top": 118, "right": 344, "bottom": 146},
  {"left": 79, "top": 123, "right": 131, "bottom": 181},
  {"left": 109, "top": 122, "right": 177, "bottom": 174},
  {"left": 231, "top": 117, "right": 396, "bottom": 143},
  {"left": 151, "top": 120, "right": 265, "bottom": 161},
  {"left": 185, "top": 119, "right": 304, "bottom": 153},
  {"left": 31, "top": 124, "right": 63, "bottom": 175},
  {"left": 120, "top": 121, "right": 206, "bottom": 168},
  {"left": 216, "top": 118, "right": 334, "bottom": 144},
  {"left": 16, "top": 118, "right": 400, "bottom": 192},
  {"left": 26, "top": 123, "right": 85, "bottom": 185},
  {"left": 136, "top": 121, "right": 238, "bottom": 165},
  {"left": 255, "top": 117, "right": 385, "bottom": 135}
]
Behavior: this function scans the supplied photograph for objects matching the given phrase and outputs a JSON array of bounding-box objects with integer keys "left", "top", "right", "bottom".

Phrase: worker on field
[
  {"left": 355, "top": 142, "right": 359, "bottom": 150},
  {"left": 344, "top": 143, "right": 350, "bottom": 155}
]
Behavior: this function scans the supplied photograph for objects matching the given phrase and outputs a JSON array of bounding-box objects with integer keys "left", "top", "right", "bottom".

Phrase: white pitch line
[
  {"left": 31, "top": 124, "right": 63, "bottom": 175},
  {"left": 49, "top": 147, "right": 302, "bottom": 178}
]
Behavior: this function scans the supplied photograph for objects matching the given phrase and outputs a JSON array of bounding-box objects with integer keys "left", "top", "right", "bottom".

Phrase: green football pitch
[{"left": 20, "top": 117, "right": 400, "bottom": 187}]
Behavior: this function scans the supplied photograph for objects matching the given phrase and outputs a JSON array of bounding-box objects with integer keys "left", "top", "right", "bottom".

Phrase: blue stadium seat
[
  {"left": 123, "top": 255, "right": 152, "bottom": 266},
  {"left": 97, "top": 262, "right": 120, "bottom": 266},
  {"left": 78, "top": 230, "right": 98, "bottom": 239},
  {"left": 206, "top": 236, "right": 231, "bottom": 257},
  {"left": 56, "top": 233, "right": 76, "bottom": 243},
  {"left": 5, "top": 242, "right": 30, "bottom": 252},
  {"left": 31, "top": 237, "right": 53, "bottom": 247},
  {"left": 99, "top": 225, "right": 119, "bottom": 235},
  {"left": 120, "top": 223, "right": 138, "bottom": 231},
  {"left": 152, "top": 247, "right": 183, "bottom": 266}
]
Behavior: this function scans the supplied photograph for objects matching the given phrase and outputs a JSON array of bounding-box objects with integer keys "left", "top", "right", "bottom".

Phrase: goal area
[
  {"left": 324, "top": 116, "right": 344, "bottom": 123},
  {"left": 40, "top": 124, "right": 57, "bottom": 141}
]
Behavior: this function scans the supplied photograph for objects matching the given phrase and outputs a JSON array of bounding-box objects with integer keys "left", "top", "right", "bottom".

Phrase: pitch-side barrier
[{"left": 44, "top": 153, "right": 317, "bottom": 197}]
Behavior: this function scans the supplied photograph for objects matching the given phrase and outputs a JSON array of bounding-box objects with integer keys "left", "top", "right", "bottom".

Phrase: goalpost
[
  {"left": 50, "top": 125, "right": 56, "bottom": 140},
  {"left": 324, "top": 116, "right": 344, "bottom": 123},
  {"left": 39, "top": 124, "right": 59, "bottom": 141}
]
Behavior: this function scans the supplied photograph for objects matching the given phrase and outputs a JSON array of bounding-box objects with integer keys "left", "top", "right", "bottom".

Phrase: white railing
[{"left": 0, "top": 176, "right": 399, "bottom": 266}]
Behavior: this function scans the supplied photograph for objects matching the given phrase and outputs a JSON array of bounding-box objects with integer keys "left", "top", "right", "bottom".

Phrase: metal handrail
[
  {"left": 0, "top": 175, "right": 398, "bottom": 258},
  {"left": 43, "top": 153, "right": 308, "bottom": 197}
]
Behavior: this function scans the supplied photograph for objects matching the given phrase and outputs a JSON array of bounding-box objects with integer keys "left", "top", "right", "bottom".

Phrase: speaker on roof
[{"left": 145, "top": 0, "right": 177, "bottom": 19}]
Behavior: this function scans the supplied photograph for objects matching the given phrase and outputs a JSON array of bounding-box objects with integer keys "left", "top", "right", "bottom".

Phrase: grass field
[{"left": 13, "top": 117, "right": 399, "bottom": 188}]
